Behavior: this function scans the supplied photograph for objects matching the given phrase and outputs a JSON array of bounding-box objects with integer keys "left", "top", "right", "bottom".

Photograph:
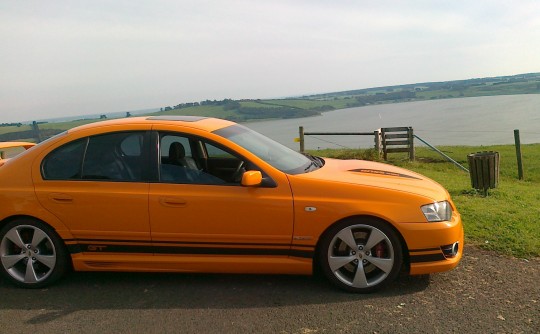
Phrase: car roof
[{"left": 67, "top": 116, "right": 236, "bottom": 134}]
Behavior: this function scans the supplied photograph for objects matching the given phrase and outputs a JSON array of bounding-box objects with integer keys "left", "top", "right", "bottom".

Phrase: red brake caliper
[{"left": 375, "top": 242, "right": 386, "bottom": 258}]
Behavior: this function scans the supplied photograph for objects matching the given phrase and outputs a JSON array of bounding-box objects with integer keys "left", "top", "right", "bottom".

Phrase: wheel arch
[{"left": 0, "top": 214, "right": 74, "bottom": 240}]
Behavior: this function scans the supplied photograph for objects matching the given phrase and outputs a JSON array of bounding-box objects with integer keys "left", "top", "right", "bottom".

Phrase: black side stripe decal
[
  {"left": 410, "top": 253, "right": 446, "bottom": 263},
  {"left": 69, "top": 238, "right": 314, "bottom": 248},
  {"left": 67, "top": 241, "right": 315, "bottom": 259},
  {"left": 409, "top": 247, "right": 441, "bottom": 253}
]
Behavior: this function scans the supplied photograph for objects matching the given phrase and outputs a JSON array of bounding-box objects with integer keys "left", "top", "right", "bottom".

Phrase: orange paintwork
[{"left": 0, "top": 117, "right": 463, "bottom": 278}]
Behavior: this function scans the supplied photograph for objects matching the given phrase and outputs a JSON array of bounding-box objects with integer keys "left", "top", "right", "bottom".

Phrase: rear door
[{"left": 33, "top": 130, "right": 152, "bottom": 254}]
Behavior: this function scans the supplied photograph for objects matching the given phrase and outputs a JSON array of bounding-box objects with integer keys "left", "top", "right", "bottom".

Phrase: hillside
[
  {"left": 153, "top": 72, "right": 540, "bottom": 120},
  {"left": 1, "top": 72, "right": 539, "bottom": 142}
]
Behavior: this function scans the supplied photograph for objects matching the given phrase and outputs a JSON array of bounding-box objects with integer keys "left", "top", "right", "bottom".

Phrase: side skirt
[{"left": 71, "top": 253, "right": 313, "bottom": 275}]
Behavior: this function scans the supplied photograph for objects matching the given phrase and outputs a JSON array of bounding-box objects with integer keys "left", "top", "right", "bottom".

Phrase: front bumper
[{"left": 398, "top": 212, "right": 464, "bottom": 275}]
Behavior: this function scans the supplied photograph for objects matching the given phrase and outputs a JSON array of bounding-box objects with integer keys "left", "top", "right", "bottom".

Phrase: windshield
[{"left": 213, "top": 124, "right": 319, "bottom": 174}]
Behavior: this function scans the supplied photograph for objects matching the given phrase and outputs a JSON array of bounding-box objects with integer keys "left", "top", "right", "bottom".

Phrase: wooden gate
[{"left": 380, "top": 127, "right": 414, "bottom": 161}]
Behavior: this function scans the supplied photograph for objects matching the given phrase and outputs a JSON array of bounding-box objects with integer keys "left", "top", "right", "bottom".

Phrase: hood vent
[{"left": 348, "top": 168, "right": 421, "bottom": 180}]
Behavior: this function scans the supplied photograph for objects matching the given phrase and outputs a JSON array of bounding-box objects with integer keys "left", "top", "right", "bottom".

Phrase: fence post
[
  {"left": 408, "top": 127, "right": 415, "bottom": 161},
  {"left": 299, "top": 126, "right": 305, "bottom": 153},
  {"left": 32, "top": 121, "right": 41, "bottom": 143},
  {"left": 514, "top": 129, "right": 524, "bottom": 180},
  {"left": 374, "top": 129, "right": 381, "bottom": 158},
  {"left": 381, "top": 128, "right": 387, "bottom": 160}
]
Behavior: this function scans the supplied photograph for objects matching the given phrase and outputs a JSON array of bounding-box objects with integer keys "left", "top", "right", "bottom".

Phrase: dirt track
[{"left": 0, "top": 245, "right": 538, "bottom": 333}]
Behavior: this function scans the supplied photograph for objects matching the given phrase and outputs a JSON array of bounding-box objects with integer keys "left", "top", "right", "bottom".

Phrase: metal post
[
  {"left": 414, "top": 135, "right": 469, "bottom": 172},
  {"left": 514, "top": 129, "right": 524, "bottom": 180},
  {"left": 299, "top": 126, "right": 305, "bottom": 153}
]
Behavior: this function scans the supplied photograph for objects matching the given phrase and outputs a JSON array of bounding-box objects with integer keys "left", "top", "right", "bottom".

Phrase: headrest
[{"left": 169, "top": 142, "right": 186, "bottom": 160}]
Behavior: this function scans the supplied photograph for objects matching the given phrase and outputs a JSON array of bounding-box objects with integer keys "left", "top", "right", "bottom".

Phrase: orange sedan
[{"left": 0, "top": 116, "right": 463, "bottom": 292}]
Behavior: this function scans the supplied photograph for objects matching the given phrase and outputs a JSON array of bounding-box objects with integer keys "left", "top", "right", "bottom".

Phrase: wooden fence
[{"left": 298, "top": 126, "right": 415, "bottom": 160}]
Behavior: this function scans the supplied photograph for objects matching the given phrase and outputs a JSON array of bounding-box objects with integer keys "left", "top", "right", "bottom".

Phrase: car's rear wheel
[
  {"left": 319, "top": 218, "right": 403, "bottom": 293},
  {"left": 0, "top": 219, "right": 68, "bottom": 288}
]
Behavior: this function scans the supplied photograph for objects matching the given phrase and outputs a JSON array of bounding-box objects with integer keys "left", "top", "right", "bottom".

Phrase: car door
[
  {"left": 33, "top": 131, "right": 151, "bottom": 253},
  {"left": 148, "top": 132, "right": 294, "bottom": 257}
]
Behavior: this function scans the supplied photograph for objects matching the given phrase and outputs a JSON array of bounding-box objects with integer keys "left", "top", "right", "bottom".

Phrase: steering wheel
[{"left": 231, "top": 160, "right": 245, "bottom": 182}]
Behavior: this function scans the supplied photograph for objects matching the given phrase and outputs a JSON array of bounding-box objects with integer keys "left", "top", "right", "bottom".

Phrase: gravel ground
[{"left": 0, "top": 245, "right": 538, "bottom": 333}]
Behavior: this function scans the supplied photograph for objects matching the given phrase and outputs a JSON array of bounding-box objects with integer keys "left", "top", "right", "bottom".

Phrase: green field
[
  {"left": 312, "top": 144, "right": 540, "bottom": 259},
  {"left": 416, "top": 80, "right": 540, "bottom": 100}
]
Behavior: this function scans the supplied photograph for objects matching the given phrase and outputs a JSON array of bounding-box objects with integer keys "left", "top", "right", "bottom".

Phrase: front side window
[{"left": 158, "top": 133, "right": 244, "bottom": 185}]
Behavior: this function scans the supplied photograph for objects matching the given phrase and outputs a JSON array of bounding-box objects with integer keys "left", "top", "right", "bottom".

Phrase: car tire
[
  {"left": 319, "top": 218, "right": 403, "bottom": 293},
  {"left": 0, "top": 219, "right": 69, "bottom": 288}
]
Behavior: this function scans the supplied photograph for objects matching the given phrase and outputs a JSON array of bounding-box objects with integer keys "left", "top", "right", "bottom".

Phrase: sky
[{"left": 1, "top": 0, "right": 539, "bottom": 123}]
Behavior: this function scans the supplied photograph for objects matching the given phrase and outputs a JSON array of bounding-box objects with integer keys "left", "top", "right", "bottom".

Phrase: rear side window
[
  {"left": 82, "top": 132, "right": 144, "bottom": 181},
  {"left": 41, "top": 132, "right": 146, "bottom": 181},
  {"left": 42, "top": 138, "right": 86, "bottom": 180}
]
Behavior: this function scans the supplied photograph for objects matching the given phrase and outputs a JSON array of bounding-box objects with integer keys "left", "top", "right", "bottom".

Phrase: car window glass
[
  {"left": 213, "top": 124, "right": 311, "bottom": 174},
  {"left": 205, "top": 143, "right": 234, "bottom": 159},
  {"left": 120, "top": 133, "right": 143, "bottom": 157},
  {"left": 158, "top": 134, "right": 242, "bottom": 186},
  {"left": 42, "top": 138, "right": 86, "bottom": 180},
  {"left": 201, "top": 141, "right": 245, "bottom": 184},
  {"left": 82, "top": 132, "right": 144, "bottom": 181},
  {"left": 160, "top": 135, "right": 192, "bottom": 162}
]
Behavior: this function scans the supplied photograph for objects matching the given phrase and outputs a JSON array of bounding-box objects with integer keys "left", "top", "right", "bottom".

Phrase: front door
[{"left": 149, "top": 134, "right": 294, "bottom": 257}]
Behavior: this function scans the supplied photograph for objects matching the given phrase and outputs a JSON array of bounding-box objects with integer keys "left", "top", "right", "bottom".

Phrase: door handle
[
  {"left": 159, "top": 197, "right": 187, "bottom": 208},
  {"left": 49, "top": 193, "right": 73, "bottom": 203}
]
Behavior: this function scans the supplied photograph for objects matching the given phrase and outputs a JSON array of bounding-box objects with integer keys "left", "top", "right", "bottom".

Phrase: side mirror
[{"left": 241, "top": 170, "right": 263, "bottom": 187}]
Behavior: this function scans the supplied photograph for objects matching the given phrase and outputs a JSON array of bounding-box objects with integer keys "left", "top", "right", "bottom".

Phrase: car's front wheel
[
  {"left": 319, "top": 218, "right": 403, "bottom": 293},
  {"left": 0, "top": 219, "right": 69, "bottom": 288}
]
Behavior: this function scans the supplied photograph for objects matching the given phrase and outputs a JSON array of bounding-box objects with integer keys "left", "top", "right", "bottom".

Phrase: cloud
[{"left": 1, "top": 0, "right": 539, "bottom": 122}]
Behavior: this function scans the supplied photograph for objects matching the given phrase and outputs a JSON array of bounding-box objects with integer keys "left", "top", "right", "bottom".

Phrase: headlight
[{"left": 421, "top": 201, "right": 452, "bottom": 222}]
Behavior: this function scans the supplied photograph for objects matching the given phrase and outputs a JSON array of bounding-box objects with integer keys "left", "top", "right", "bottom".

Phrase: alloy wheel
[
  {"left": 0, "top": 224, "right": 57, "bottom": 285},
  {"left": 325, "top": 223, "right": 400, "bottom": 291}
]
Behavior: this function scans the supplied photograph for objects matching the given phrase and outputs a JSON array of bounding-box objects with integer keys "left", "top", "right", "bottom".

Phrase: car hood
[{"left": 295, "top": 158, "right": 449, "bottom": 201}]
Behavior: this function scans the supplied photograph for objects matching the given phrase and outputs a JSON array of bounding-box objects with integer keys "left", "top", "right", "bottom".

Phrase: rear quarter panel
[{"left": 0, "top": 146, "right": 74, "bottom": 239}]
